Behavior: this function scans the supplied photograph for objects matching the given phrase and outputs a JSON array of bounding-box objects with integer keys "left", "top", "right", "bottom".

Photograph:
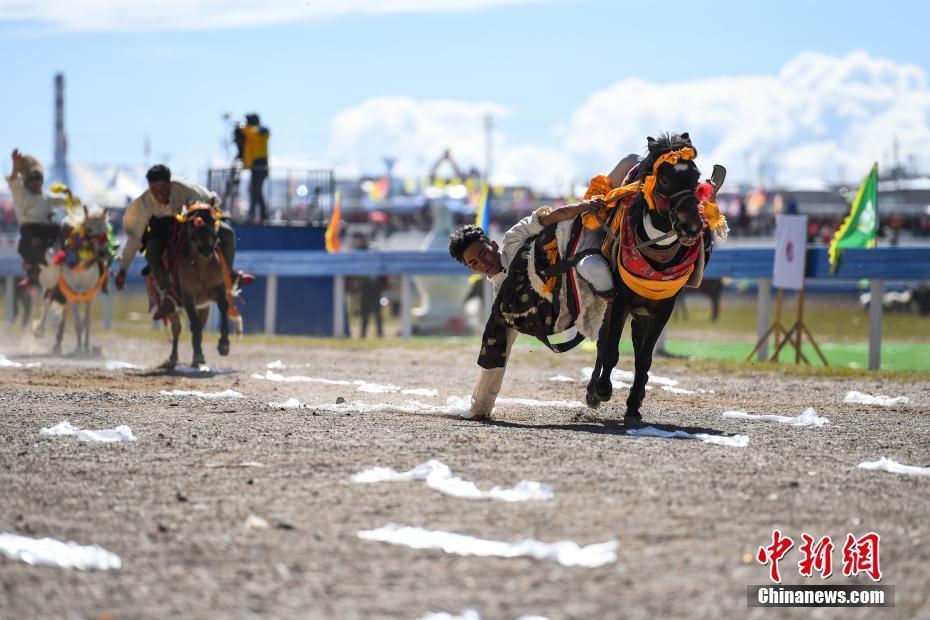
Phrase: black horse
[{"left": 586, "top": 132, "right": 724, "bottom": 418}]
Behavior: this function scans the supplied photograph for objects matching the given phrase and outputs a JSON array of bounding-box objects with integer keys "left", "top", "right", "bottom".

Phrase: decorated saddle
[
  {"left": 478, "top": 214, "right": 608, "bottom": 369},
  {"left": 580, "top": 151, "right": 729, "bottom": 301}
]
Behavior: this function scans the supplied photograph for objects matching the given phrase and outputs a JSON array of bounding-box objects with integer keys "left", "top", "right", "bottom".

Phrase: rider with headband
[
  {"left": 115, "top": 164, "right": 253, "bottom": 317},
  {"left": 449, "top": 195, "right": 616, "bottom": 420}
]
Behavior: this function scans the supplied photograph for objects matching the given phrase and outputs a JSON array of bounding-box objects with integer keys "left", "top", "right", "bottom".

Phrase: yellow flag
[{"left": 325, "top": 190, "right": 342, "bottom": 253}]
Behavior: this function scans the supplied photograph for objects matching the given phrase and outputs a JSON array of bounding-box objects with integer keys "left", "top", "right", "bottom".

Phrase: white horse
[{"left": 33, "top": 196, "right": 113, "bottom": 356}]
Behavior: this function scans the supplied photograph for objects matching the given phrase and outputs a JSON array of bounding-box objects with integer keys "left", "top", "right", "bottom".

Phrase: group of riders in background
[{"left": 5, "top": 115, "right": 260, "bottom": 359}]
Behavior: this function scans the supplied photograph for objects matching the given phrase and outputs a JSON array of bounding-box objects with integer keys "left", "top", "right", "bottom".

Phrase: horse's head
[
  {"left": 82, "top": 205, "right": 112, "bottom": 263},
  {"left": 64, "top": 204, "right": 111, "bottom": 264},
  {"left": 640, "top": 132, "right": 704, "bottom": 246},
  {"left": 181, "top": 203, "right": 220, "bottom": 258}
]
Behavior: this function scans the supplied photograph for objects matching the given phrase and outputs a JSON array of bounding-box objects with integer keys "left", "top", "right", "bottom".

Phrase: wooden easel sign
[
  {"left": 773, "top": 215, "right": 807, "bottom": 292},
  {"left": 747, "top": 215, "right": 828, "bottom": 365}
]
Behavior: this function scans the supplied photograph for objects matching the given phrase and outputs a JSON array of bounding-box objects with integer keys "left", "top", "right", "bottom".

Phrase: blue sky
[{"left": 2, "top": 0, "right": 929, "bottom": 189}]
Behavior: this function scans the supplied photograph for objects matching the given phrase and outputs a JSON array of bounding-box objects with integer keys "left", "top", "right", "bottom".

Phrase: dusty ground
[{"left": 0, "top": 330, "right": 928, "bottom": 620}]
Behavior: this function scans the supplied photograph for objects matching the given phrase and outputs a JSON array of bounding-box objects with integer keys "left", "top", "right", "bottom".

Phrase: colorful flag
[
  {"left": 369, "top": 176, "right": 389, "bottom": 201},
  {"left": 475, "top": 181, "right": 490, "bottom": 232},
  {"left": 746, "top": 187, "right": 766, "bottom": 216},
  {"left": 325, "top": 190, "right": 342, "bottom": 253},
  {"left": 829, "top": 164, "right": 878, "bottom": 272},
  {"left": 469, "top": 182, "right": 492, "bottom": 283}
]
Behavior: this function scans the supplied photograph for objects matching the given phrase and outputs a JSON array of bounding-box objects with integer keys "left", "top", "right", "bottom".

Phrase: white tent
[{"left": 50, "top": 163, "right": 147, "bottom": 209}]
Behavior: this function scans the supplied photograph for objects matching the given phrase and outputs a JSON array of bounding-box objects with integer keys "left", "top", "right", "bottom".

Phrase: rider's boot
[
  {"left": 152, "top": 286, "right": 176, "bottom": 321},
  {"left": 19, "top": 263, "right": 38, "bottom": 287},
  {"left": 144, "top": 237, "right": 176, "bottom": 319}
]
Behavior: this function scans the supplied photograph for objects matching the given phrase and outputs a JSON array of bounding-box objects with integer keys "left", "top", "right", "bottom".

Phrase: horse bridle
[
  {"left": 592, "top": 187, "right": 695, "bottom": 253},
  {"left": 651, "top": 187, "right": 697, "bottom": 243},
  {"left": 184, "top": 208, "right": 219, "bottom": 254}
]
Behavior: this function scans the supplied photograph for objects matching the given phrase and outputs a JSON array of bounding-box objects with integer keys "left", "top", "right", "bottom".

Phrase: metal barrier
[
  {"left": 206, "top": 166, "right": 335, "bottom": 224},
  {"left": 3, "top": 247, "right": 928, "bottom": 370}
]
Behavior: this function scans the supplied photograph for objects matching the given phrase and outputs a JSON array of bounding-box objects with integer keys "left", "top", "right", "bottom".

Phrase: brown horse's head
[
  {"left": 182, "top": 203, "right": 219, "bottom": 258},
  {"left": 640, "top": 132, "right": 704, "bottom": 246}
]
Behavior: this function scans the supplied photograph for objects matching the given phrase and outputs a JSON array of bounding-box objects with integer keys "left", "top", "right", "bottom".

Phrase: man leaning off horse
[
  {"left": 114, "top": 165, "right": 254, "bottom": 317},
  {"left": 449, "top": 197, "right": 615, "bottom": 420}
]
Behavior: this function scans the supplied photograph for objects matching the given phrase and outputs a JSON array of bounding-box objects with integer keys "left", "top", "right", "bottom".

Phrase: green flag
[{"left": 829, "top": 163, "right": 878, "bottom": 272}]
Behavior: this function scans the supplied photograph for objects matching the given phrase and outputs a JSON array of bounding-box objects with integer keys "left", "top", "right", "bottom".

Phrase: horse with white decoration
[{"left": 32, "top": 184, "right": 114, "bottom": 355}]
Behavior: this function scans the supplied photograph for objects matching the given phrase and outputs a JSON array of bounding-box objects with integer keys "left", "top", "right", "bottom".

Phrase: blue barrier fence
[{"left": 3, "top": 247, "right": 928, "bottom": 369}]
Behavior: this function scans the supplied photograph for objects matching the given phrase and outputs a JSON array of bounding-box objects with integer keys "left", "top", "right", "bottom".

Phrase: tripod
[
  {"left": 746, "top": 287, "right": 828, "bottom": 365},
  {"left": 221, "top": 158, "right": 243, "bottom": 216}
]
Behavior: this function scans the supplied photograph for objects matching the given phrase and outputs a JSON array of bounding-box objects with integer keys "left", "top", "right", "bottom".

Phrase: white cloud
[
  {"left": 329, "top": 51, "right": 930, "bottom": 191},
  {"left": 329, "top": 96, "right": 510, "bottom": 179},
  {"left": 0, "top": 0, "right": 555, "bottom": 32},
  {"left": 564, "top": 51, "right": 930, "bottom": 186},
  {"left": 492, "top": 144, "right": 576, "bottom": 190}
]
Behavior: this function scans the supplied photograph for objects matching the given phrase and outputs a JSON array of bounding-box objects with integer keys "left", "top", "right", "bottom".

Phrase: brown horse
[{"left": 161, "top": 203, "right": 242, "bottom": 369}]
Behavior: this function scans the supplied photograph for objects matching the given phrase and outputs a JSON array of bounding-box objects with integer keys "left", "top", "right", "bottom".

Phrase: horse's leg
[
  {"left": 585, "top": 299, "right": 628, "bottom": 408},
  {"left": 32, "top": 296, "right": 50, "bottom": 338},
  {"left": 82, "top": 301, "right": 92, "bottom": 353},
  {"left": 161, "top": 313, "right": 181, "bottom": 369},
  {"left": 54, "top": 304, "right": 66, "bottom": 355},
  {"left": 596, "top": 298, "right": 629, "bottom": 402},
  {"left": 215, "top": 288, "right": 230, "bottom": 356},
  {"left": 187, "top": 300, "right": 207, "bottom": 368},
  {"left": 16, "top": 285, "right": 31, "bottom": 327},
  {"left": 626, "top": 299, "right": 676, "bottom": 418},
  {"left": 585, "top": 302, "right": 611, "bottom": 408},
  {"left": 76, "top": 301, "right": 90, "bottom": 353},
  {"left": 71, "top": 302, "right": 83, "bottom": 354}
]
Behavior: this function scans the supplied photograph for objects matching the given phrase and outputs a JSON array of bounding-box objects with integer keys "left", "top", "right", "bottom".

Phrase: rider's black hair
[
  {"left": 146, "top": 164, "right": 172, "bottom": 184},
  {"left": 448, "top": 224, "right": 490, "bottom": 264}
]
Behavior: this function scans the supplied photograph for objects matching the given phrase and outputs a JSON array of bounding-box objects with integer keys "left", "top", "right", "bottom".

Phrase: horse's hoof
[
  {"left": 159, "top": 359, "right": 177, "bottom": 370},
  {"left": 595, "top": 383, "right": 613, "bottom": 403},
  {"left": 585, "top": 392, "right": 601, "bottom": 409},
  {"left": 217, "top": 340, "right": 230, "bottom": 356},
  {"left": 624, "top": 409, "right": 642, "bottom": 420},
  {"left": 192, "top": 356, "right": 206, "bottom": 367}
]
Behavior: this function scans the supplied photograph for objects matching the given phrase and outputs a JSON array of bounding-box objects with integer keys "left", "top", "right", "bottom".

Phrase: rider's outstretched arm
[
  {"left": 538, "top": 198, "right": 604, "bottom": 227},
  {"left": 8, "top": 149, "right": 22, "bottom": 182},
  {"left": 115, "top": 197, "right": 150, "bottom": 287}
]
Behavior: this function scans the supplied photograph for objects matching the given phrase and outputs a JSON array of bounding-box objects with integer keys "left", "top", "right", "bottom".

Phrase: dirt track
[{"left": 1, "top": 332, "right": 928, "bottom": 620}]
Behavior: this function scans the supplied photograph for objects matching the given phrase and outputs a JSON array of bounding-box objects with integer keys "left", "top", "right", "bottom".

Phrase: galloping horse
[
  {"left": 33, "top": 186, "right": 114, "bottom": 355},
  {"left": 584, "top": 133, "right": 728, "bottom": 418},
  {"left": 158, "top": 203, "right": 242, "bottom": 369}
]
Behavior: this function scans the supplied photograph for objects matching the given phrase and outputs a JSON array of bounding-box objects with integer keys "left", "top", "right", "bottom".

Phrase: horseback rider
[
  {"left": 5, "top": 149, "right": 66, "bottom": 286},
  {"left": 449, "top": 199, "right": 615, "bottom": 420},
  {"left": 114, "top": 164, "right": 254, "bottom": 317}
]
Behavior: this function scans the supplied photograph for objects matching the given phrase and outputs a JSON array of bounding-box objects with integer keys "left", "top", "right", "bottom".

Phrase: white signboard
[{"left": 773, "top": 215, "right": 808, "bottom": 291}]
